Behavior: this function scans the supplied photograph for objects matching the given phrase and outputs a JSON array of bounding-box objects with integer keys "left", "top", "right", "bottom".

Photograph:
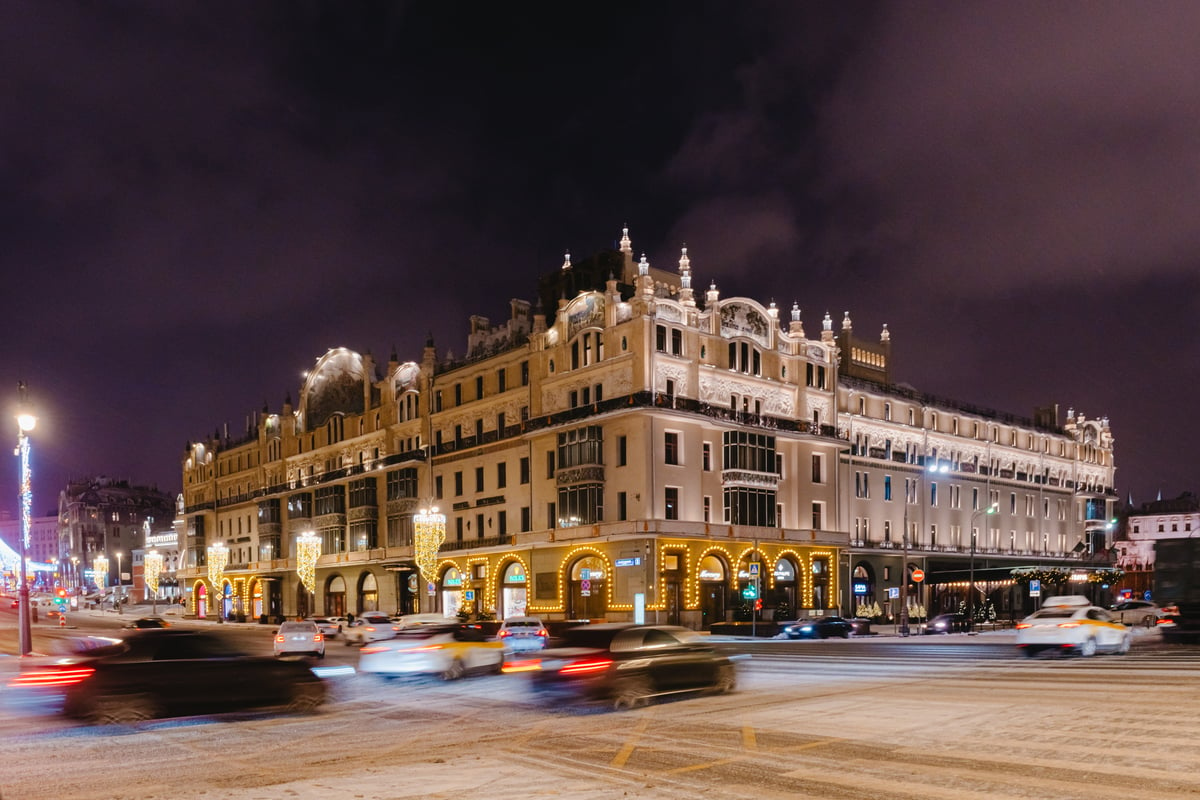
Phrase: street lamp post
[
  {"left": 71, "top": 556, "right": 79, "bottom": 593},
  {"left": 15, "top": 383, "right": 37, "bottom": 657},
  {"left": 207, "top": 543, "right": 228, "bottom": 622},
  {"left": 115, "top": 550, "right": 123, "bottom": 613},
  {"left": 901, "top": 461, "right": 949, "bottom": 636},
  {"left": 295, "top": 531, "right": 321, "bottom": 619},
  {"left": 968, "top": 502, "right": 1000, "bottom": 633}
]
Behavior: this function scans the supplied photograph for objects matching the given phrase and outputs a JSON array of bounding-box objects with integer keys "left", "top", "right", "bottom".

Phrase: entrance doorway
[
  {"left": 698, "top": 554, "right": 728, "bottom": 629},
  {"left": 501, "top": 562, "right": 528, "bottom": 618},
  {"left": 568, "top": 556, "right": 606, "bottom": 620}
]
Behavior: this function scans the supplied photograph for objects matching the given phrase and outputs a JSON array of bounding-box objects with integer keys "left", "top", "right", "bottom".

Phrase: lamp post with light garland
[
  {"left": 414, "top": 508, "right": 446, "bottom": 614},
  {"left": 14, "top": 383, "right": 36, "bottom": 656},
  {"left": 295, "top": 530, "right": 320, "bottom": 619}
]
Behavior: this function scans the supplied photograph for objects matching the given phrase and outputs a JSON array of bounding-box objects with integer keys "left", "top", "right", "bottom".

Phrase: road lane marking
[{"left": 609, "top": 714, "right": 651, "bottom": 768}]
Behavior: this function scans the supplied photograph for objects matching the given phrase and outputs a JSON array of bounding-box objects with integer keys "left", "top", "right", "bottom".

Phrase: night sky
[{"left": 3, "top": 1, "right": 1197, "bottom": 518}]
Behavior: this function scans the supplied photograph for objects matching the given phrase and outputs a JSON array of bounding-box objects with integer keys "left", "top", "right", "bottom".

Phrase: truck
[{"left": 1154, "top": 537, "right": 1200, "bottom": 644}]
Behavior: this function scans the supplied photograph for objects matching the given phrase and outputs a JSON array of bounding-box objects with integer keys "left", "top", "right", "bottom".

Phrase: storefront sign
[
  {"left": 615, "top": 557, "right": 641, "bottom": 567},
  {"left": 853, "top": 582, "right": 869, "bottom": 595}
]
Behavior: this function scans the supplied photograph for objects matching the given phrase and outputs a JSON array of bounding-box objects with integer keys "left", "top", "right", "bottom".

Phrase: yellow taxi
[{"left": 1015, "top": 595, "right": 1132, "bottom": 657}]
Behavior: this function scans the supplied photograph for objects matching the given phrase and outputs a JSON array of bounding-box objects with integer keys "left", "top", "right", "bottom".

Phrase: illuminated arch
[
  {"left": 491, "top": 553, "right": 531, "bottom": 615},
  {"left": 560, "top": 546, "right": 616, "bottom": 610}
]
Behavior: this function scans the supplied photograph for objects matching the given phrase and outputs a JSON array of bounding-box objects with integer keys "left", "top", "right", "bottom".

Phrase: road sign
[
  {"left": 427, "top": 582, "right": 436, "bottom": 596},
  {"left": 580, "top": 569, "right": 591, "bottom": 580},
  {"left": 1029, "top": 579, "right": 1041, "bottom": 597},
  {"left": 465, "top": 590, "right": 475, "bottom": 601},
  {"left": 749, "top": 563, "right": 760, "bottom": 576},
  {"left": 742, "top": 583, "right": 758, "bottom": 600},
  {"left": 888, "top": 587, "right": 900, "bottom": 599},
  {"left": 911, "top": 569, "right": 925, "bottom": 583},
  {"left": 581, "top": 579, "right": 591, "bottom": 592}
]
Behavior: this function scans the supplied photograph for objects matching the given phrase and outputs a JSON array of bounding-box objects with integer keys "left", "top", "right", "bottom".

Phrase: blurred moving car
[
  {"left": 524, "top": 623, "right": 737, "bottom": 710},
  {"left": 1016, "top": 595, "right": 1132, "bottom": 657},
  {"left": 359, "top": 623, "right": 505, "bottom": 680},
  {"left": 924, "top": 613, "right": 970, "bottom": 634},
  {"left": 124, "top": 617, "right": 171, "bottom": 629},
  {"left": 498, "top": 616, "right": 549, "bottom": 653},
  {"left": 392, "top": 613, "right": 450, "bottom": 629},
  {"left": 308, "top": 616, "right": 345, "bottom": 638},
  {"left": 5, "top": 629, "right": 326, "bottom": 724},
  {"left": 343, "top": 612, "right": 401, "bottom": 646},
  {"left": 780, "top": 616, "right": 854, "bottom": 639},
  {"left": 1107, "top": 600, "right": 1165, "bottom": 627},
  {"left": 274, "top": 621, "right": 325, "bottom": 658}
]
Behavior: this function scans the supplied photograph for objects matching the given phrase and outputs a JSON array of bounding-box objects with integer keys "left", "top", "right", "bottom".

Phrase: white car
[
  {"left": 497, "top": 616, "right": 550, "bottom": 653},
  {"left": 343, "top": 613, "right": 401, "bottom": 646},
  {"left": 274, "top": 621, "right": 325, "bottom": 658},
  {"left": 1107, "top": 601, "right": 1165, "bottom": 627},
  {"left": 1016, "top": 596, "right": 1132, "bottom": 657},
  {"left": 308, "top": 616, "right": 346, "bottom": 638},
  {"left": 359, "top": 623, "right": 505, "bottom": 680}
]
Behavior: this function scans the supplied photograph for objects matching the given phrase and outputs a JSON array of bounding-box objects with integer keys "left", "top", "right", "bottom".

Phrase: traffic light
[
  {"left": 54, "top": 588, "right": 67, "bottom": 605},
  {"left": 754, "top": 598, "right": 763, "bottom": 611}
]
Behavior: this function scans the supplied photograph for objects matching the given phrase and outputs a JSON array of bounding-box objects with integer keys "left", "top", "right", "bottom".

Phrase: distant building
[
  {"left": 177, "top": 227, "right": 1118, "bottom": 626},
  {"left": 57, "top": 477, "right": 174, "bottom": 594},
  {"left": 1116, "top": 493, "right": 1200, "bottom": 571},
  {"left": 0, "top": 513, "right": 60, "bottom": 590}
]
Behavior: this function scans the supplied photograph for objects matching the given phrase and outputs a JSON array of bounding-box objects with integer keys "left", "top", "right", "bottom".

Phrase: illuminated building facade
[{"left": 177, "top": 227, "right": 1117, "bottom": 627}]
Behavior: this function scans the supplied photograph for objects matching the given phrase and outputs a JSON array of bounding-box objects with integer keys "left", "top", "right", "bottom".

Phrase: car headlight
[{"left": 799, "top": 626, "right": 813, "bottom": 633}]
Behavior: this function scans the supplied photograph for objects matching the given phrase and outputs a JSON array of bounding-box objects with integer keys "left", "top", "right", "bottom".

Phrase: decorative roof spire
[
  {"left": 767, "top": 299, "right": 778, "bottom": 320},
  {"left": 561, "top": 250, "right": 571, "bottom": 271},
  {"left": 678, "top": 246, "right": 695, "bottom": 306},
  {"left": 620, "top": 226, "right": 632, "bottom": 255},
  {"left": 789, "top": 302, "right": 805, "bottom": 337},
  {"left": 706, "top": 280, "right": 720, "bottom": 305},
  {"left": 842, "top": 310, "right": 852, "bottom": 330},
  {"left": 638, "top": 253, "right": 650, "bottom": 276},
  {"left": 880, "top": 323, "right": 890, "bottom": 342},
  {"left": 823, "top": 311, "right": 833, "bottom": 332}
]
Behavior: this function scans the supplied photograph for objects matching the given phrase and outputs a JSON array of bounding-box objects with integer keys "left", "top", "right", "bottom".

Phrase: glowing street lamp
[
  {"left": 968, "top": 502, "right": 1001, "bottom": 632},
  {"left": 414, "top": 507, "right": 446, "bottom": 612},
  {"left": 14, "top": 383, "right": 36, "bottom": 656},
  {"left": 144, "top": 550, "right": 163, "bottom": 615},
  {"left": 296, "top": 531, "right": 321, "bottom": 617},
  {"left": 207, "top": 543, "right": 228, "bottom": 622},
  {"left": 115, "top": 550, "right": 124, "bottom": 613}
]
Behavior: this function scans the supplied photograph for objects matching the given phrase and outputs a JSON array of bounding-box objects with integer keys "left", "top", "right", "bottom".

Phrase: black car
[
  {"left": 525, "top": 623, "right": 737, "bottom": 710},
  {"left": 779, "top": 617, "right": 855, "bottom": 639},
  {"left": 6, "top": 629, "right": 326, "bottom": 724},
  {"left": 124, "top": 616, "right": 171, "bottom": 629},
  {"left": 924, "top": 613, "right": 970, "bottom": 634}
]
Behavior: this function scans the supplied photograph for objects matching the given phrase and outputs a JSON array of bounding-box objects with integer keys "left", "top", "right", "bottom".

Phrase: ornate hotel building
[{"left": 177, "top": 228, "right": 1117, "bottom": 627}]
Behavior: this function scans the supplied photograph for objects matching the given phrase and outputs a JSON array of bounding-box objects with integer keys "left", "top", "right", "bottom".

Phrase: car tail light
[
  {"left": 360, "top": 646, "right": 386, "bottom": 654},
  {"left": 1057, "top": 622, "right": 1081, "bottom": 628},
  {"left": 275, "top": 635, "right": 286, "bottom": 643},
  {"left": 498, "top": 629, "right": 511, "bottom": 638},
  {"left": 364, "top": 626, "right": 377, "bottom": 632},
  {"left": 560, "top": 657, "right": 613, "bottom": 675},
  {"left": 9, "top": 666, "right": 96, "bottom": 688},
  {"left": 1157, "top": 618, "right": 1175, "bottom": 626},
  {"left": 502, "top": 658, "right": 542, "bottom": 673},
  {"left": 314, "top": 634, "right": 323, "bottom": 642},
  {"left": 537, "top": 629, "right": 549, "bottom": 638},
  {"left": 1015, "top": 623, "right": 1031, "bottom": 629}
]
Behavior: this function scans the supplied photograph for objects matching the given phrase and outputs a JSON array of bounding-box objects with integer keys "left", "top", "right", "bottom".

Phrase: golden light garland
[
  {"left": 93, "top": 554, "right": 109, "bottom": 592},
  {"left": 207, "top": 543, "right": 229, "bottom": 592},
  {"left": 296, "top": 531, "right": 321, "bottom": 593},
  {"left": 414, "top": 508, "right": 447, "bottom": 583},
  {"left": 143, "top": 550, "right": 163, "bottom": 595}
]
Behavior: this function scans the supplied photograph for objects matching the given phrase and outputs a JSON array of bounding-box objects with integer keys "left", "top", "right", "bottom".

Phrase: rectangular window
[
  {"left": 498, "top": 368, "right": 506, "bottom": 393},
  {"left": 520, "top": 506, "right": 530, "bottom": 532},
  {"left": 656, "top": 324, "right": 667, "bottom": 352},
  {"left": 475, "top": 376, "right": 483, "bottom": 400},
  {"left": 455, "top": 516, "right": 464, "bottom": 542},
  {"left": 617, "top": 491, "right": 627, "bottom": 521},
  {"left": 547, "top": 502, "right": 556, "bottom": 529},
  {"left": 884, "top": 475, "right": 892, "bottom": 501},
  {"left": 812, "top": 454, "right": 823, "bottom": 483},
  {"left": 558, "top": 426, "right": 603, "bottom": 469},
  {"left": 703, "top": 442, "right": 712, "bottom": 471},
  {"left": 546, "top": 451, "right": 556, "bottom": 479},
  {"left": 723, "top": 487, "right": 777, "bottom": 526},
  {"left": 475, "top": 466, "right": 484, "bottom": 493},
  {"left": 520, "top": 361, "right": 529, "bottom": 386},
  {"left": 454, "top": 471, "right": 464, "bottom": 496},
  {"left": 520, "top": 457, "right": 530, "bottom": 485},
  {"left": 435, "top": 475, "right": 443, "bottom": 500},
  {"left": 671, "top": 328, "right": 682, "bottom": 355},
  {"left": 703, "top": 496, "right": 712, "bottom": 522},
  {"left": 558, "top": 484, "right": 604, "bottom": 526},
  {"left": 497, "top": 462, "right": 507, "bottom": 489},
  {"left": 617, "top": 436, "right": 627, "bottom": 467},
  {"left": 930, "top": 482, "right": 938, "bottom": 507},
  {"left": 665, "top": 487, "right": 679, "bottom": 520},
  {"left": 386, "top": 468, "right": 418, "bottom": 501},
  {"left": 454, "top": 384, "right": 462, "bottom": 405},
  {"left": 348, "top": 478, "right": 376, "bottom": 508},
  {"left": 476, "top": 513, "right": 485, "bottom": 539},
  {"left": 811, "top": 501, "right": 824, "bottom": 530},
  {"left": 664, "top": 431, "right": 680, "bottom": 466}
]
